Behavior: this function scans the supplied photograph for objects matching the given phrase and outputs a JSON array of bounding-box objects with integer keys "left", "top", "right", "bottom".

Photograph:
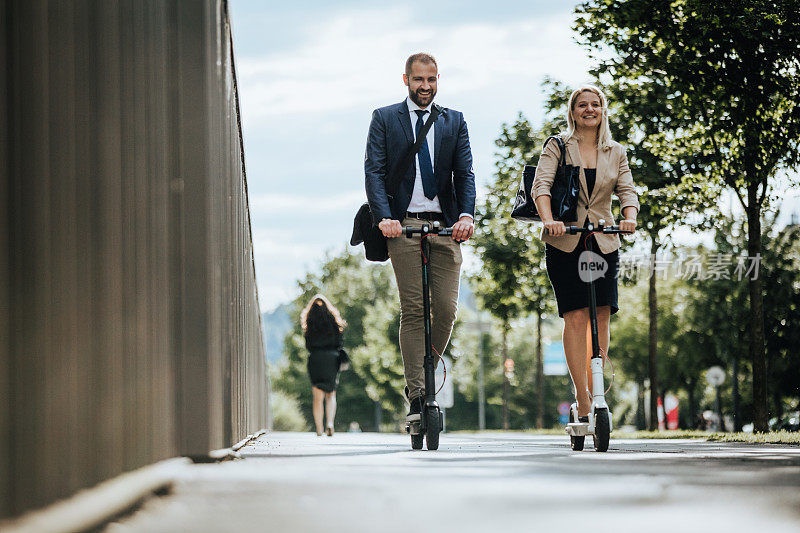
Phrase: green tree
[
  {"left": 471, "top": 112, "right": 557, "bottom": 429},
  {"left": 683, "top": 212, "right": 800, "bottom": 429},
  {"left": 576, "top": 0, "right": 800, "bottom": 431},
  {"left": 601, "top": 82, "right": 713, "bottom": 430}
]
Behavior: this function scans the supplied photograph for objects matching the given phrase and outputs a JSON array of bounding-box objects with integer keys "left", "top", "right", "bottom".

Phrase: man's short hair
[{"left": 405, "top": 53, "right": 438, "bottom": 76}]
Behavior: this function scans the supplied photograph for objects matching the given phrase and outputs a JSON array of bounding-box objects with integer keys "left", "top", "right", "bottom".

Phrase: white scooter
[{"left": 562, "top": 220, "right": 631, "bottom": 452}]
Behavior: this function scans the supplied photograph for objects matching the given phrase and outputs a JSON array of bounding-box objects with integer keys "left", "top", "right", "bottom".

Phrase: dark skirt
[
  {"left": 545, "top": 235, "right": 619, "bottom": 318},
  {"left": 307, "top": 349, "right": 340, "bottom": 393}
]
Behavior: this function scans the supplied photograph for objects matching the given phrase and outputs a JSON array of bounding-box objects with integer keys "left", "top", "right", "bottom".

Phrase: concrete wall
[{"left": 0, "top": 0, "right": 268, "bottom": 518}]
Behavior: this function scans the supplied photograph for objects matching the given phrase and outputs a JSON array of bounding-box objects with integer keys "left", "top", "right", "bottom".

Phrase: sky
[{"left": 230, "top": 1, "right": 800, "bottom": 312}]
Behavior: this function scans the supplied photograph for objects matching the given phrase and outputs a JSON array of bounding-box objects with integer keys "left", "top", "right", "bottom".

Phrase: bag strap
[
  {"left": 544, "top": 135, "right": 567, "bottom": 171},
  {"left": 386, "top": 104, "right": 442, "bottom": 196}
]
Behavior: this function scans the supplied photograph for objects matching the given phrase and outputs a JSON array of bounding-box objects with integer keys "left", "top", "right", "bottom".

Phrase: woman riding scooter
[{"left": 531, "top": 85, "right": 639, "bottom": 435}]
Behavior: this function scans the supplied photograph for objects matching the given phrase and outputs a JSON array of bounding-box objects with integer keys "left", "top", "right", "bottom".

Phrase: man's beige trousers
[{"left": 387, "top": 217, "right": 462, "bottom": 401}]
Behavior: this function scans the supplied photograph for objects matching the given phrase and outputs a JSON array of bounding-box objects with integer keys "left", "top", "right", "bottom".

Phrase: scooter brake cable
[
  {"left": 432, "top": 345, "right": 447, "bottom": 394},
  {"left": 584, "top": 231, "right": 603, "bottom": 249},
  {"left": 600, "top": 348, "right": 615, "bottom": 395},
  {"left": 418, "top": 233, "right": 436, "bottom": 264}
]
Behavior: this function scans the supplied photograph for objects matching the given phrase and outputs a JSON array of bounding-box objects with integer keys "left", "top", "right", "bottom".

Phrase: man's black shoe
[{"left": 406, "top": 397, "right": 423, "bottom": 423}]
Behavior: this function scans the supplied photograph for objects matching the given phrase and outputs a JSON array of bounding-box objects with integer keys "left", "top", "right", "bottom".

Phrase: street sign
[
  {"left": 558, "top": 401, "right": 570, "bottom": 426},
  {"left": 544, "top": 341, "right": 568, "bottom": 375},
  {"left": 435, "top": 356, "right": 454, "bottom": 408},
  {"left": 706, "top": 366, "right": 725, "bottom": 387}
]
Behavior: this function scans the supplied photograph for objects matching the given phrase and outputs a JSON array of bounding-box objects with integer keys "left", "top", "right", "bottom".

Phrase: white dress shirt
[
  {"left": 405, "top": 97, "right": 473, "bottom": 221},
  {"left": 406, "top": 96, "right": 441, "bottom": 213}
]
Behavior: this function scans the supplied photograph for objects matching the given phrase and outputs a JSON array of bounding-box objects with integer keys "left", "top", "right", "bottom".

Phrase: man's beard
[{"left": 409, "top": 87, "right": 435, "bottom": 108}]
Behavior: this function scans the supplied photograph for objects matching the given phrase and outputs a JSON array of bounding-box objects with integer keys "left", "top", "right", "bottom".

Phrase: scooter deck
[
  {"left": 566, "top": 422, "right": 590, "bottom": 437},
  {"left": 565, "top": 409, "right": 613, "bottom": 437}
]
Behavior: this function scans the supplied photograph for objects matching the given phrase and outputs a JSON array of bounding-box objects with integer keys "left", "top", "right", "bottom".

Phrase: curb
[
  {"left": 0, "top": 457, "right": 191, "bottom": 533},
  {"left": 0, "top": 430, "right": 270, "bottom": 532},
  {"left": 232, "top": 429, "right": 267, "bottom": 451},
  {"left": 203, "top": 429, "right": 268, "bottom": 462}
]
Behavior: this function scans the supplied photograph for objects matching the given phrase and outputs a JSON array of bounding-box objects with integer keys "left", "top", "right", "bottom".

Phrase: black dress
[
  {"left": 545, "top": 169, "right": 620, "bottom": 318},
  {"left": 306, "top": 327, "right": 343, "bottom": 393}
]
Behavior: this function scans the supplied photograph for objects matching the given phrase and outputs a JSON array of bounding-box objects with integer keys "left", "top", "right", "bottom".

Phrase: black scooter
[
  {"left": 401, "top": 222, "right": 452, "bottom": 451},
  {"left": 557, "top": 219, "right": 632, "bottom": 452}
]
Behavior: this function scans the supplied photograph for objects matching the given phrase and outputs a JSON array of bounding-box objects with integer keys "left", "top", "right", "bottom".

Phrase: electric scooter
[
  {"left": 402, "top": 222, "right": 452, "bottom": 451},
  {"left": 560, "top": 219, "right": 632, "bottom": 452}
]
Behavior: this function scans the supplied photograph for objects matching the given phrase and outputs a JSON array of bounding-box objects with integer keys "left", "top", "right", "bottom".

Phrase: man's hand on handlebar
[
  {"left": 543, "top": 219, "right": 566, "bottom": 237},
  {"left": 451, "top": 216, "right": 474, "bottom": 242},
  {"left": 379, "top": 218, "right": 403, "bottom": 238}
]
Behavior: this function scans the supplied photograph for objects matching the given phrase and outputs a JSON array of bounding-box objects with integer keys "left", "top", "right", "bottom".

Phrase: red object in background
[
  {"left": 665, "top": 393, "right": 680, "bottom": 430},
  {"left": 657, "top": 396, "right": 666, "bottom": 431}
]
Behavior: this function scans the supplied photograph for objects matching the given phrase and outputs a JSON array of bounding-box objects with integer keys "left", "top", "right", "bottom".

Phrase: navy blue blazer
[{"left": 364, "top": 100, "right": 476, "bottom": 227}]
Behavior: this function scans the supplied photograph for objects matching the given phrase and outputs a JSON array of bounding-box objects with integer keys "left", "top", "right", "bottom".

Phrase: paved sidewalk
[{"left": 106, "top": 432, "right": 800, "bottom": 533}]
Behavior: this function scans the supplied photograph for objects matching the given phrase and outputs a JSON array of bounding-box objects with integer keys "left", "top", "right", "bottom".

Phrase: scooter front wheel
[
  {"left": 593, "top": 408, "right": 610, "bottom": 452},
  {"left": 411, "top": 433, "right": 424, "bottom": 450},
  {"left": 425, "top": 407, "right": 440, "bottom": 451}
]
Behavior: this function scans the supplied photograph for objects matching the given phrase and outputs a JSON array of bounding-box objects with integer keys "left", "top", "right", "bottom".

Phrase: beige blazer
[{"left": 531, "top": 134, "right": 640, "bottom": 254}]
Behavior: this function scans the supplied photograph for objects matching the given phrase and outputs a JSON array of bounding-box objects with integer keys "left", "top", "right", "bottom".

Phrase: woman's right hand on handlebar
[
  {"left": 543, "top": 219, "right": 566, "bottom": 237},
  {"left": 379, "top": 218, "right": 403, "bottom": 238}
]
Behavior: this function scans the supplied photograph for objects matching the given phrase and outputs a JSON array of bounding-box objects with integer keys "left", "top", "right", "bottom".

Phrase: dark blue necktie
[{"left": 414, "top": 110, "right": 437, "bottom": 200}]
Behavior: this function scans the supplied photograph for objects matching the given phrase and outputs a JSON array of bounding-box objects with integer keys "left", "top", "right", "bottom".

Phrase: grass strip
[
  {"left": 456, "top": 429, "right": 800, "bottom": 444},
  {"left": 611, "top": 429, "right": 800, "bottom": 444}
]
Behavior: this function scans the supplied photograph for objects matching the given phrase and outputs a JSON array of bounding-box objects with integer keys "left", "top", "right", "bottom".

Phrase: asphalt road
[{"left": 106, "top": 431, "right": 800, "bottom": 533}]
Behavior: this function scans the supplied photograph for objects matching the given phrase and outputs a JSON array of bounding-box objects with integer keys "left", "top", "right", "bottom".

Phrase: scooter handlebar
[
  {"left": 543, "top": 220, "right": 633, "bottom": 236},
  {"left": 564, "top": 225, "right": 632, "bottom": 235},
  {"left": 403, "top": 225, "right": 454, "bottom": 237}
]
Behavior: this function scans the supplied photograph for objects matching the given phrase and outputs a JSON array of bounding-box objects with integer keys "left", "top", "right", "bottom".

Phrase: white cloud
[
  {"left": 249, "top": 190, "right": 365, "bottom": 215},
  {"left": 237, "top": 7, "right": 591, "bottom": 121},
  {"left": 235, "top": 5, "right": 598, "bottom": 310}
]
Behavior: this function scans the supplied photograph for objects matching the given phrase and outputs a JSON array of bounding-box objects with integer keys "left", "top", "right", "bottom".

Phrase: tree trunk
[
  {"left": 774, "top": 391, "right": 783, "bottom": 425},
  {"left": 732, "top": 349, "right": 741, "bottom": 432},
  {"left": 687, "top": 378, "right": 696, "bottom": 430},
  {"left": 648, "top": 237, "right": 660, "bottom": 430},
  {"left": 636, "top": 378, "right": 646, "bottom": 430},
  {"left": 536, "top": 311, "right": 544, "bottom": 429},
  {"left": 746, "top": 194, "right": 768, "bottom": 432},
  {"left": 502, "top": 325, "right": 509, "bottom": 431}
]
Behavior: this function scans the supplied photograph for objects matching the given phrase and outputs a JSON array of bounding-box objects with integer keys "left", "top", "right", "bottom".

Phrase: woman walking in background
[
  {"left": 301, "top": 294, "right": 348, "bottom": 436},
  {"left": 532, "top": 84, "right": 639, "bottom": 422}
]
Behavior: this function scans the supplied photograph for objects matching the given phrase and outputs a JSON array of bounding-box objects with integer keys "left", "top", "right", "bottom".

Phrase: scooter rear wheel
[
  {"left": 411, "top": 433, "right": 424, "bottom": 450},
  {"left": 593, "top": 408, "right": 610, "bottom": 452},
  {"left": 569, "top": 409, "right": 585, "bottom": 451},
  {"left": 425, "top": 407, "right": 440, "bottom": 451}
]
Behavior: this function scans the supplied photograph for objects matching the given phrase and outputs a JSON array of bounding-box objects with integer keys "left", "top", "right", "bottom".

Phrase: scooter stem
[
  {"left": 421, "top": 233, "right": 436, "bottom": 406},
  {"left": 585, "top": 229, "right": 608, "bottom": 410}
]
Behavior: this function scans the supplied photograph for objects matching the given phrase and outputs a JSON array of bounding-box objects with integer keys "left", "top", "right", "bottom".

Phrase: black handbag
[
  {"left": 511, "top": 135, "right": 579, "bottom": 222},
  {"left": 337, "top": 348, "right": 350, "bottom": 371},
  {"left": 350, "top": 105, "right": 441, "bottom": 262}
]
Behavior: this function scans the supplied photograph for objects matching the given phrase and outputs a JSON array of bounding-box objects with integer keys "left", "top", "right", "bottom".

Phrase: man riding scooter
[{"left": 363, "top": 53, "right": 476, "bottom": 449}]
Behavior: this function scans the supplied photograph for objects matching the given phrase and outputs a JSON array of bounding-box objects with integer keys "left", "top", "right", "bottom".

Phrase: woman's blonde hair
[
  {"left": 565, "top": 84, "right": 612, "bottom": 151},
  {"left": 301, "top": 294, "right": 346, "bottom": 334}
]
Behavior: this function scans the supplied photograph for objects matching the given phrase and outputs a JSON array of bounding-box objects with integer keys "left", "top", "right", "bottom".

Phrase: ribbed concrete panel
[
  {"left": 1, "top": 0, "right": 267, "bottom": 518},
  {"left": 0, "top": 0, "right": 10, "bottom": 519}
]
